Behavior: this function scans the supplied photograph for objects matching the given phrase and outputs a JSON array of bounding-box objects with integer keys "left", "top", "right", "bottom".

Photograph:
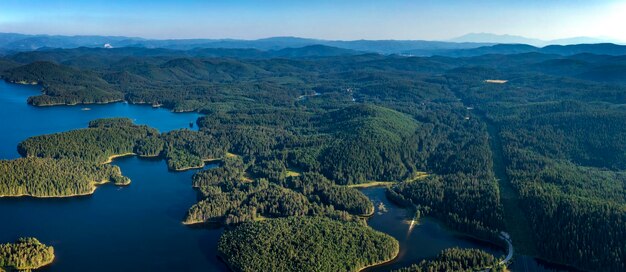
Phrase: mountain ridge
[{"left": 450, "top": 32, "right": 622, "bottom": 46}]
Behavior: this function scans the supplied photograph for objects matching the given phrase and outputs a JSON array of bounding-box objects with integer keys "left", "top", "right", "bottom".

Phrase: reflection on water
[{"left": 360, "top": 186, "right": 579, "bottom": 272}]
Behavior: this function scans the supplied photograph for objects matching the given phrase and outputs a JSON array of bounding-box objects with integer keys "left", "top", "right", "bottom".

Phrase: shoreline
[
  {"left": 31, "top": 99, "right": 124, "bottom": 107},
  {"left": 101, "top": 152, "right": 137, "bottom": 164},
  {"left": 171, "top": 158, "right": 222, "bottom": 172},
  {"left": 358, "top": 204, "right": 377, "bottom": 218},
  {"left": 0, "top": 152, "right": 139, "bottom": 198},
  {"left": 0, "top": 178, "right": 114, "bottom": 198},
  {"left": 1, "top": 255, "right": 56, "bottom": 271},
  {"left": 348, "top": 181, "right": 396, "bottom": 188},
  {"left": 182, "top": 218, "right": 221, "bottom": 226},
  {"left": 357, "top": 241, "right": 400, "bottom": 272}
]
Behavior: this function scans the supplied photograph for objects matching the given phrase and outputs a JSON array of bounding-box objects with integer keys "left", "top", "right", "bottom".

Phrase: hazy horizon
[{"left": 1, "top": 0, "right": 625, "bottom": 42}]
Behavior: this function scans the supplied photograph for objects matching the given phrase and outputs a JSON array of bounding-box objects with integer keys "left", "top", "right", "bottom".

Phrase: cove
[
  {"left": 360, "top": 186, "right": 503, "bottom": 271},
  {"left": 361, "top": 186, "right": 579, "bottom": 272}
]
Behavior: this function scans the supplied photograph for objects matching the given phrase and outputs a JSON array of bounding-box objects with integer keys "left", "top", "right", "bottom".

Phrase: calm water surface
[
  {"left": 0, "top": 81, "right": 200, "bottom": 159},
  {"left": 0, "top": 81, "right": 572, "bottom": 271},
  {"left": 361, "top": 187, "right": 503, "bottom": 272},
  {"left": 0, "top": 81, "right": 225, "bottom": 271}
]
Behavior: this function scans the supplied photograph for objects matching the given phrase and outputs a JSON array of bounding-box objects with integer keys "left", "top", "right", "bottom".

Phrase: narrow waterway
[{"left": 360, "top": 187, "right": 503, "bottom": 272}]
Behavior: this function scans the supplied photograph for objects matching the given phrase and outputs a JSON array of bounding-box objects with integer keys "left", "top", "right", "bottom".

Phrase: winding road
[{"left": 499, "top": 231, "right": 514, "bottom": 265}]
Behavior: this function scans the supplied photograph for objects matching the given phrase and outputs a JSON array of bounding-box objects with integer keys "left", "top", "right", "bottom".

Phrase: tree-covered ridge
[
  {"left": 217, "top": 216, "right": 399, "bottom": 272},
  {"left": 0, "top": 238, "right": 54, "bottom": 271},
  {"left": 392, "top": 248, "right": 503, "bottom": 272},
  {"left": 1, "top": 61, "right": 123, "bottom": 106},
  {"left": 0, "top": 158, "right": 128, "bottom": 197},
  {"left": 318, "top": 104, "right": 419, "bottom": 184}
]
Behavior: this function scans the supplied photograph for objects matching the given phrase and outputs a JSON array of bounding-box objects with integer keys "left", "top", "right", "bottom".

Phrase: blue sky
[{"left": 1, "top": 0, "right": 625, "bottom": 41}]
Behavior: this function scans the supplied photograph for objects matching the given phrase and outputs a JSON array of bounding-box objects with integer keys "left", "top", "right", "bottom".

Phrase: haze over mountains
[
  {"left": 449, "top": 33, "right": 621, "bottom": 47},
  {"left": 1, "top": 32, "right": 625, "bottom": 57}
]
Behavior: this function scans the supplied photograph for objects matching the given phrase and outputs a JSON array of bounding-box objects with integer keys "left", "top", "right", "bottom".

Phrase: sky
[{"left": 1, "top": 0, "right": 625, "bottom": 41}]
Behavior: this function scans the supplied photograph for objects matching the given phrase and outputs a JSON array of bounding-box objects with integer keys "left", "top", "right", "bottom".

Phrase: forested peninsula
[
  {"left": 0, "top": 158, "right": 128, "bottom": 197},
  {"left": 0, "top": 238, "right": 54, "bottom": 271}
]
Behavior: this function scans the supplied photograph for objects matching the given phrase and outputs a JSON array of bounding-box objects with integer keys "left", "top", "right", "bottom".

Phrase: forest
[
  {"left": 0, "top": 238, "right": 54, "bottom": 271},
  {"left": 18, "top": 118, "right": 159, "bottom": 164},
  {"left": 184, "top": 158, "right": 373, "bottom": 225},
  {"left": 391, "top": 248, "right": 503, "bottom": 272},
  {"left": 18, "top": 118, "right": 225, "bottom": 171},
  {"left": 217, "top": 216, "right": 398, "bottom": 272},
  {"left": 0, "top": 157, "right": 128, "bottom": 197},
  {"left": 0, "top": 45, "right": 624, "bottom": 271},
  {"left": 447, "top": 68, "right": 626, "bottom": 271}
]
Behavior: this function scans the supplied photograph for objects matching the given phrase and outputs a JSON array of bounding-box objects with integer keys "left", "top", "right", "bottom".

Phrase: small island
[
  {"left": 218, "top": 216, "right": 399, "bottom": 272},
  {"left": 0, "top": 238, "right": 55, "bottom": 271}
]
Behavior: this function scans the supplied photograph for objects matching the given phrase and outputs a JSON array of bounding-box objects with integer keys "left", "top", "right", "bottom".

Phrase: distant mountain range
[
  {"left": 450, "top": 33, "right": 623, "bottom": 47},
  {"left": 410, "top": 43, "right": 626, "bottom": 57},
  {"left": 0, "top": 33, "right": 492, "bottom": 54},
  {"left": 1, "top": 32, "right": 625, "bottom": 58}
]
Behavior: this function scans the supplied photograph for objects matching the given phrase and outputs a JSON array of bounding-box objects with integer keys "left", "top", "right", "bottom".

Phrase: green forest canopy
[
  {"left": 0, "top": 48, "right": 624, "bottom": 270},
  {"left": 0, "top": 237, "right": 54, "bottom": 271},
  {"left": 217, "top": 216, "right": 399, "bottom": 272}
]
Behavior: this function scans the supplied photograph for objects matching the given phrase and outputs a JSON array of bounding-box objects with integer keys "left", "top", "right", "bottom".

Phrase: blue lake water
[
  {"left": 0, "top": 81, "right": 225, "bottom": 271},
  {"left": 0, "top": 80, "right": 570, "bottom": 271},
  {"left": 0, "top": 81, "right": 200, "bottom": 159}
]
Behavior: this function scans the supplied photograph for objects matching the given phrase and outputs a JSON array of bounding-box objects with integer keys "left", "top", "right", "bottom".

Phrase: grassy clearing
[
  {"left": 225, "top": 152, "right": 239, "bottom": 158},
  {"left": 405, "top": 171, "right": 429, "bottom": 182},
  {"left": 348, "top": 181, "right": 396, "bottom": 188},
  {"left": 286, "top": 169, "right": 302, "bottom": 177},
  {"left": 347, "top": 171, "right": 429, "bottom": 188},
  {"left": 241, "top": 173, "right": 254, "bottom": 183}
]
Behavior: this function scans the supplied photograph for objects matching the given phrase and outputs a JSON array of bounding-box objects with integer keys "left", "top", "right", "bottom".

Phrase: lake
[{"left": 0, "top": 81, "right": 570, "bottom": 271}]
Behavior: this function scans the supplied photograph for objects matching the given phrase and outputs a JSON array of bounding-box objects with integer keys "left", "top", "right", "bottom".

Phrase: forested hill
[{"left": 0, "top": 46, "right": 624, "bottom": 271}]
